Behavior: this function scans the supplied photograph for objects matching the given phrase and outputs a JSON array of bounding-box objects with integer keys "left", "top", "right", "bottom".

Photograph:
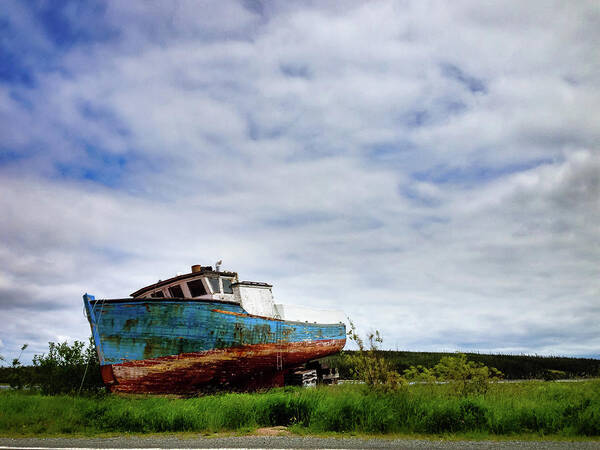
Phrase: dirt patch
[{"left": 255, "top": 426, "right": 291, "bottom": 436}]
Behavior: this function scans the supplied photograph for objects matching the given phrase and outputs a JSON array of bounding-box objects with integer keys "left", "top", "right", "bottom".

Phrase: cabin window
[
  {"left": 187, "top": 278, "right": 207, "bottom": 297},
  {"left": 222, "top": 278, "right": 233, "bottom": 294},
  {"left": 150, "top": 291, "right": 164, "bottom": 298},
  {"left": 168, "top": 284, "right": 184, "bottom": 298},
  {"left": 208, "top": 277, "right": 220, "bottom": 294}
]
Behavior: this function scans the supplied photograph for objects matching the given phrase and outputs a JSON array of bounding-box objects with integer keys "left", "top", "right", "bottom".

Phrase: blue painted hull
[{"left": 83, "top": 295, "right": 346, "bottom": 393}]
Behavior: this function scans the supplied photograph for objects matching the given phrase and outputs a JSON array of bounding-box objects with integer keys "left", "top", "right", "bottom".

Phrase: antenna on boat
[{"left": 215, "top": 260, "right": 222, "bottom": 272}]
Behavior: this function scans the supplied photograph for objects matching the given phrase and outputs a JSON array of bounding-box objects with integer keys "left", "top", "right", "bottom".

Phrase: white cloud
[{"left": 0, "top": 0, "right": 598, "bottom": 361}]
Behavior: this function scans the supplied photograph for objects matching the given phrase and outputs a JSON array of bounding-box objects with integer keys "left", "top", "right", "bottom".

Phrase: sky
[{"left": 0, "top": 0, "right": 599, "bottom": 364}]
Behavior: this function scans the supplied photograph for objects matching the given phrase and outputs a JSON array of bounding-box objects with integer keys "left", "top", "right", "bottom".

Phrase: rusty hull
[
  {"left": 102, "top": 339, "right": 345, "bottom": 394},
  {"left": 83, "top": 295, "right": 346, "bottom": 394}
]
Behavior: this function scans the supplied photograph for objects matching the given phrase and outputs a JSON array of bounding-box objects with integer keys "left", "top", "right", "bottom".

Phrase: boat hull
[
  {"left": 83, "top": 295, "right": 346, "bottom": 393},
  {"left": 101, "top": 339, "right": 345, "bottom": 393}
]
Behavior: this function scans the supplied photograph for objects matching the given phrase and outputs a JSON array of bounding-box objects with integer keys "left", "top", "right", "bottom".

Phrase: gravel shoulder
[{"left": 1, "top": 435, "right": 599, "bottom": 449}]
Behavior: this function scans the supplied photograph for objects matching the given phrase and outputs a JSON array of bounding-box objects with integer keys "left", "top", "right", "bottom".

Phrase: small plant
[
  {"left": 346, "top": 319, "right": 404, "bottom": 391},
  {"left": 542, "top": 369, "right": 567, "bottom": 381}
]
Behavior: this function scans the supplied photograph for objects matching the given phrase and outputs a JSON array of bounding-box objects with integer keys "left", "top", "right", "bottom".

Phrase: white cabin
[{"left": 130, "top": 264, "right": 345, "bottom": 324}]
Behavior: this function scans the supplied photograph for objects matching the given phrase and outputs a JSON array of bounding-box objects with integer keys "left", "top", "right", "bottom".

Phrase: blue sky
[{"left": 0, "top": 0, "right": 599, "bottom": 363}]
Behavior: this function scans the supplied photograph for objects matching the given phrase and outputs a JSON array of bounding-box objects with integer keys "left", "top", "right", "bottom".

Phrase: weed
[{"left": 346, "top": 320, "right": 405, "bottom": 391}]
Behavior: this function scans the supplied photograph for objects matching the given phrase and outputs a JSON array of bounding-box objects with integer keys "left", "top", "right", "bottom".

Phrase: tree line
[{"left": 323, "top": 349, "right": 600, "bottom": 381}]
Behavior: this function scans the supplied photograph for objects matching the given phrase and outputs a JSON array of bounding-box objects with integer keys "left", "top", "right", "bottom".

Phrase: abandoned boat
[{"left": 83, "top": 264, "right": 346, "bottom": 393}]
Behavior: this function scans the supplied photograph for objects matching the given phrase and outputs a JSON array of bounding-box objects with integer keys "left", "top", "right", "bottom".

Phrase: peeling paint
[
  {"left": 84, "top": 295, "right": 345, "bottom": 393},
  {"left": 106, "top": 339, "right": 345, "bottom": 394}
]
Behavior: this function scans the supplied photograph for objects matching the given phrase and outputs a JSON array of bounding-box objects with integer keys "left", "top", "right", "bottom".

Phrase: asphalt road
[{"left": 1, "top": 436, "right": 599, "bottom": 449}]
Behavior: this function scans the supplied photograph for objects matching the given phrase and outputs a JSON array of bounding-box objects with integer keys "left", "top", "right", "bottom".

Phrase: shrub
[
  {"left": 346, "top": 320, "right": 405, "bottom": 391},
  {"left": 543, "top": 369, "right": 567, "bottom": 381},
  {"left": 31, "top": 338, "right": 104, "bottom": 395},
  {"left": 2, "top": 345, "right": 32, "bottom": 390},
  {"left": 404, "top": 353, "right": 503, "bottom": 396}
]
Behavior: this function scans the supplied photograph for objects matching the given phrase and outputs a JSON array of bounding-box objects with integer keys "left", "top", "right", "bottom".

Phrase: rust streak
[{"left": 211, "top": 308, "right": 284, "bottom": 321}]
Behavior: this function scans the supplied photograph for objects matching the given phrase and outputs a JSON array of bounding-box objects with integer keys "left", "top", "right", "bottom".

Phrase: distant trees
[{"left": 324, "top": 349, "right": 600, "bottom": 381}]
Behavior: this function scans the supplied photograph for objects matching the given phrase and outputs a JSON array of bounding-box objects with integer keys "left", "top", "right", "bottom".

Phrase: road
[{"left": 1, "top": 436, "right": 599, "bottom": 449}]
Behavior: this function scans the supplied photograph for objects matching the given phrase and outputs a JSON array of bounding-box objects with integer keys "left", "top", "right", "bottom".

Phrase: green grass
[{"left": 0, "top": 381, "right": 599, "bottom": 438}]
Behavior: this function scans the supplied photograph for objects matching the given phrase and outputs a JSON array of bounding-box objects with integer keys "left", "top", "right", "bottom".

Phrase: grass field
[{"left": 0, "top": 380, "right": 598, "bottom": 438}]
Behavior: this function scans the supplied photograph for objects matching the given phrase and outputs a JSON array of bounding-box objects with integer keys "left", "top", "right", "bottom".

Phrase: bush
[
  {"left": 404, "top": 353, "right": 502, "bottom": 396},
  {"left": 346, "top": 320, "right": 404, "bottom": 391},
  {"left": 31, "top": 338, "right": 104, "bottom": 395},
  {"left": 543, "top": 369, "right": 567, "bottom": 381},
  {"left": 2, "top": 345, "right": 30, "bottom": 389}
]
